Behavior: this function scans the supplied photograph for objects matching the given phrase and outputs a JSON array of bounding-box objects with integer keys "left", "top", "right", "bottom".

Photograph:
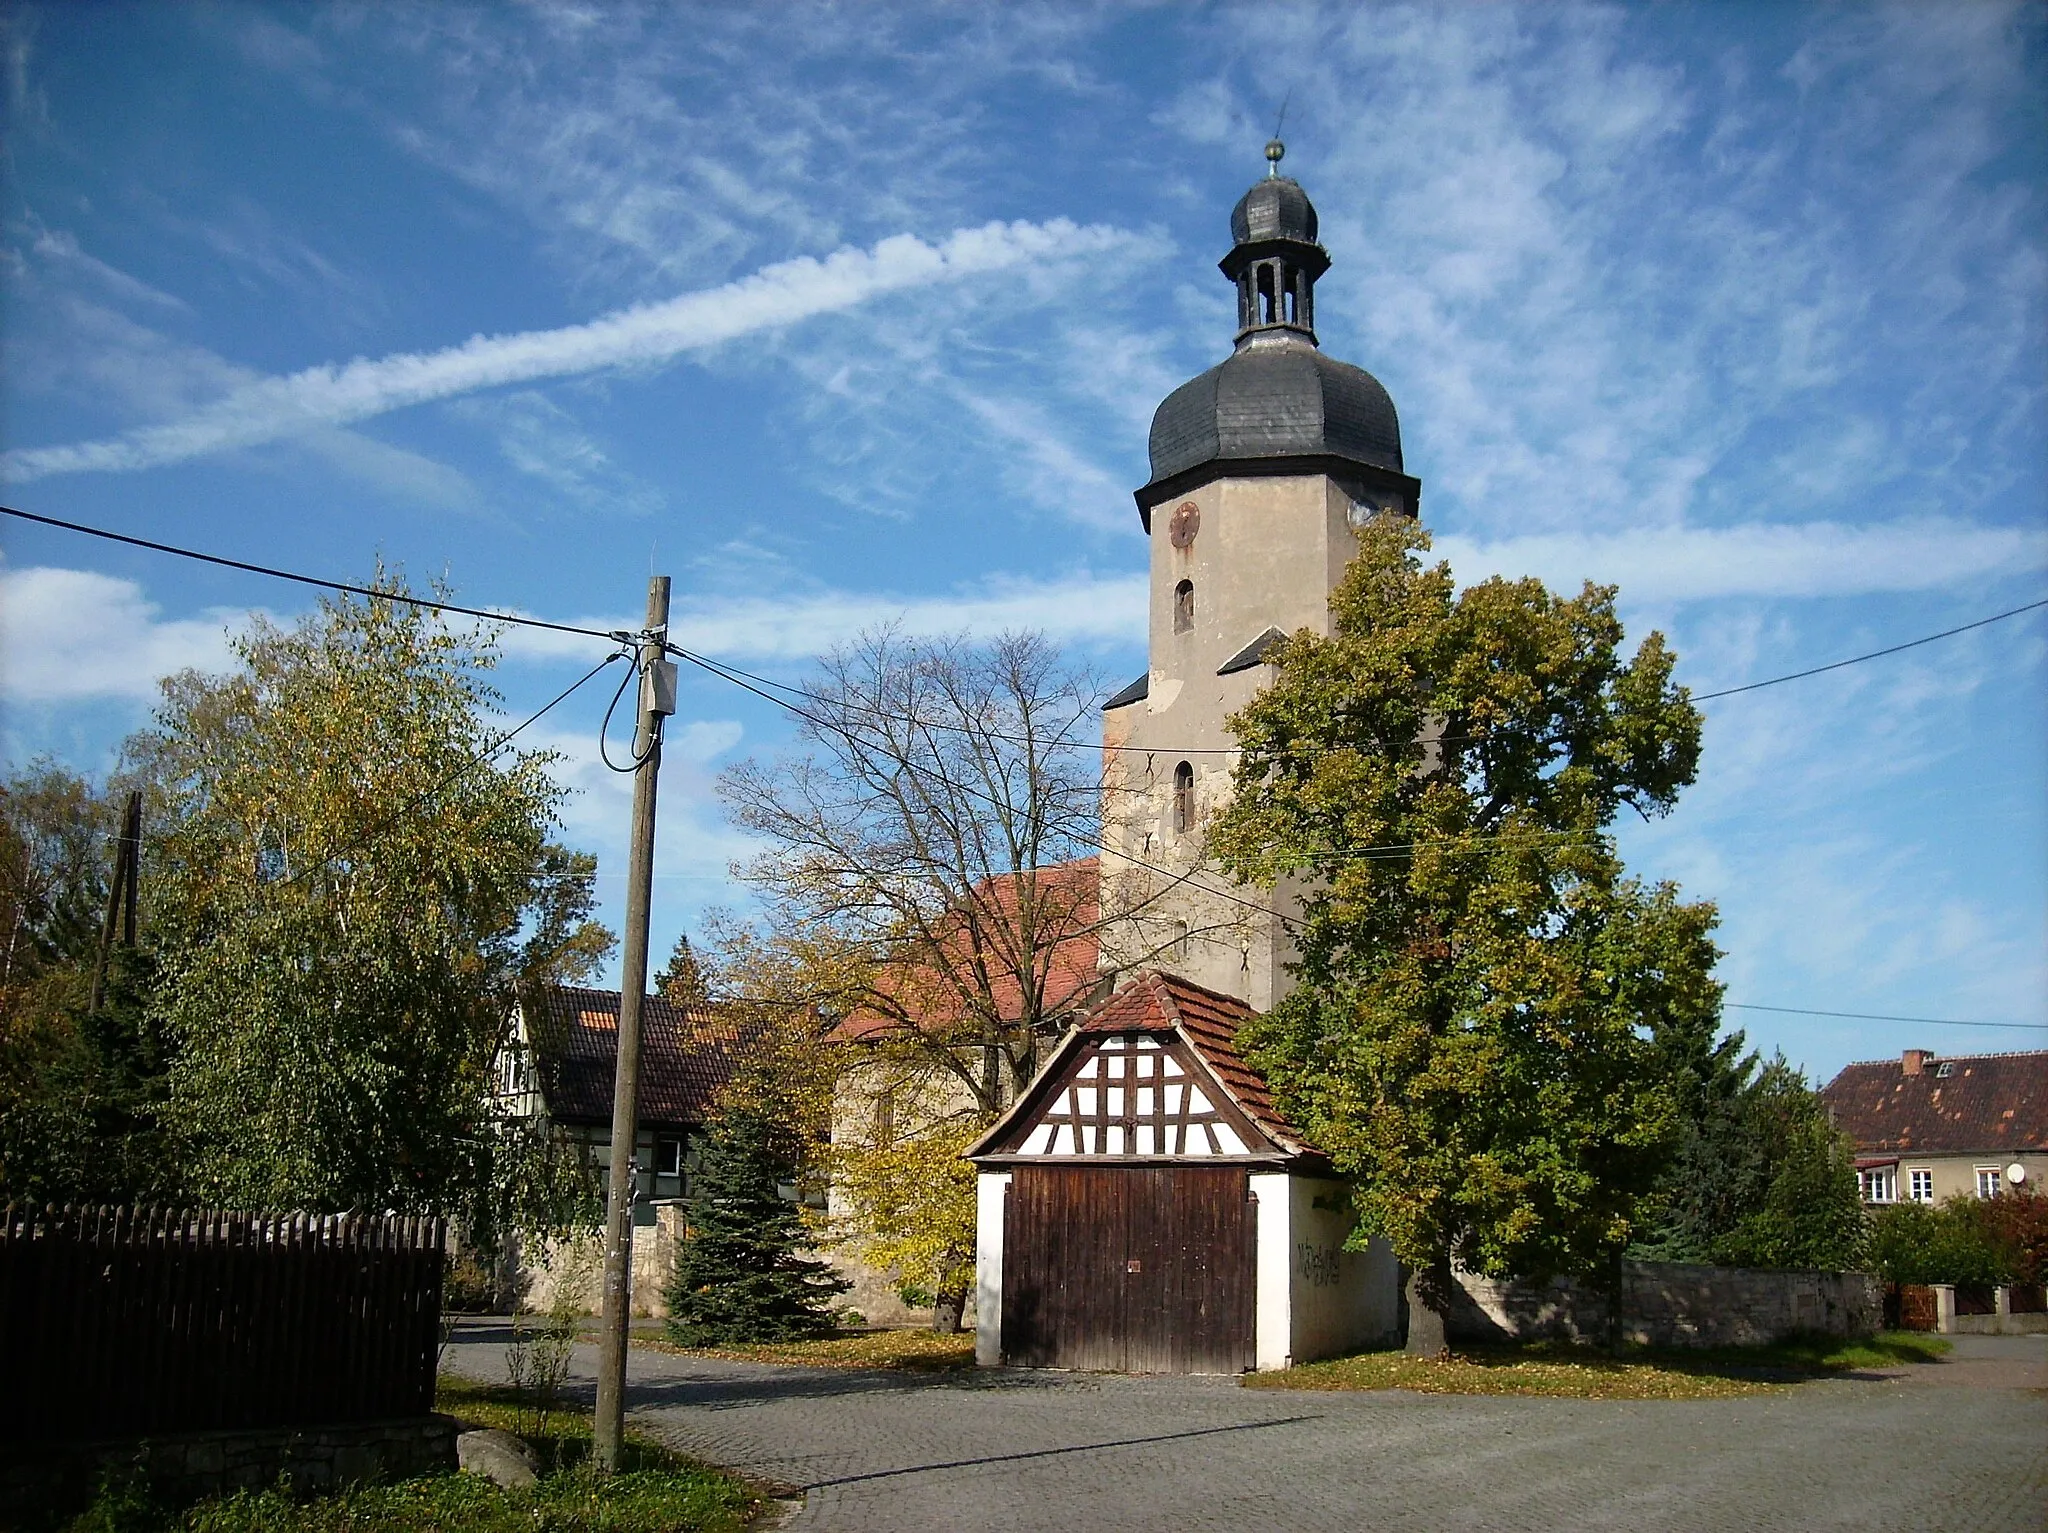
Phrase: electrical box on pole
[{"left": 593, "top": 575, "right": 670, "bottom": 1473}]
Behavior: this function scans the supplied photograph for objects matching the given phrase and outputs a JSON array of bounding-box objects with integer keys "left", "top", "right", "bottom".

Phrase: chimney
[{"left": 1902, "top": 1048, "right": 1933, "bottom": 1077}]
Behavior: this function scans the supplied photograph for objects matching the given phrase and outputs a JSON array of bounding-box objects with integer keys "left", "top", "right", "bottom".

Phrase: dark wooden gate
[{"left": 1000, "top": 1165, "right": 1254, "bottom": 1373}]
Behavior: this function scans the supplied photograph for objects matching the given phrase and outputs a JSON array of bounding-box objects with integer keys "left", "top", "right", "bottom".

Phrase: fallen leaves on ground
[
  {"left": 1241, "top": 1336, "right": 1955, "bottom": 1401},
  {"left": 639, "top": 1328, "right": 977, "bottom": 1372}
]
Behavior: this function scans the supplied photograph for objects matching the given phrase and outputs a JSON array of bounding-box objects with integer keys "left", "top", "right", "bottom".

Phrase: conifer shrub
[{"left": 662, "top": 1103, "right": 847, "bottom": 1345}]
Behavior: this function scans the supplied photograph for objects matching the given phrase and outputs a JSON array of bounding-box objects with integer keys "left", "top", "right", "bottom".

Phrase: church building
[{"left": 968, "top": 145, "right": 1411, "bottom": 1372}]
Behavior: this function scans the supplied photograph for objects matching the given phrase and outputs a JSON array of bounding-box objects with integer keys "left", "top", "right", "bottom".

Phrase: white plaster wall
[
  {"left": 974, "top": 1171, "right": 1012, "bottom": 1367},
  {"left": 1249, "top": 1172, "right": 1295, "bottom": 1370},
  {"left": 1285, "top": 1177, "right": 1400, "bottom": 1362}
]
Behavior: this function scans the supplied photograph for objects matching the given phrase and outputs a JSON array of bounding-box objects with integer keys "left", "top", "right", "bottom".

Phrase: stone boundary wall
[
  {"left": 0, "top": 1415, "right": 457, "bottom": 1507},
  {"left": 1451, "top": 1259, "right": 1880, "bottom": 1348}
]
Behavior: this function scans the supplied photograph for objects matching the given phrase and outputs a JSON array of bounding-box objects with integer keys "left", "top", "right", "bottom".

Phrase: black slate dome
[
  {"left": 1136, "top": 156, "right": 1410, "bottom": 518},
  {"left": 1231, "top": 176, "right": 1318, "bottom": 245},
  {"left": 1147, "top": 344, "right": 1403, "bottom": 486}
]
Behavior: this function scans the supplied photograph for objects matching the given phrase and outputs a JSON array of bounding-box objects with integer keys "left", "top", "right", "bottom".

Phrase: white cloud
[
  {"left": 0, "top": 567, "right": 249, "bottom": 701},
  {"left": 665, "top": 570, "right": 1149, "bottom": 661},
  {"left": 448, "top": 390, "right": 664, "bottom": 515},
  {"left": 0, "top": 563, "right": 1149, "bottom": 702},
  {"left": 1437, "top": 516, "right": 2048, "bottom": 602},
  {"left": 5, "top": 245, "right": 479, "bottom": 510},
  {"left": 4, "top": 220, "right": 1139, "bottom": 482},
  {"left": 959, "top": 393, "right": 1133, "bottom": 531},
  {"left": 498, "top": 570, "right": 1151, "bottom": 667},
  {"left": 29, "top": 227, "right": 190, "bottom": 313}
]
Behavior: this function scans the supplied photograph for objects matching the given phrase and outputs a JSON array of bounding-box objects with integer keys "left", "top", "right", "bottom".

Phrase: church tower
[{"left": 1099, "top": 143, "right": 1421, "bottom": 1010}]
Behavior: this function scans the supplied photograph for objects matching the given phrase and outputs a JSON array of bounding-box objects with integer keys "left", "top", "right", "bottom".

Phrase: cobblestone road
[{"left": 445, "top": 1326, "right": 2048, "bottom": 1532}]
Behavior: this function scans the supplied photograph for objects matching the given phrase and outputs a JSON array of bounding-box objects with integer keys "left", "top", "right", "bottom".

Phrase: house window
[
  {"left": 1174, "top": 579, "right": 1194, "bottom": 633},
  {"left": 1909, "top": 1168, "right": 1934, "bottom": 1203},
  {"left": 1172, "top": 762, "right": 1194, "bottom": 835},
  {"left": 655, "top": 1137, "right": 684, "bottom": 1178},
  {"left": 1977, "top": 1167, "right": 2004, "bottom": 1199},
  {"left": 1935, "top": 1061, "right": 1953, "bottom": 1078},
  {"left": 1859, "top": 1167, "right": 1897, "bottom": 1204}
]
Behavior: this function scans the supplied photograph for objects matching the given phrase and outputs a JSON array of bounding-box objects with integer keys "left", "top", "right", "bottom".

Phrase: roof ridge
[
  {"left": 1837, "top": 1049, "right": 2048, "bottom": 1068},
  {"left": 1148, "top": 967, "right": 1260, "bottom": 1017},
  {"left": 1145, "top": 969, "right": 1184, "bottom": 1029}
]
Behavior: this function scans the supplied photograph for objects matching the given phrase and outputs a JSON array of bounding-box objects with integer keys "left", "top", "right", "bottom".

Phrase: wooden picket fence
[{"left": 0, "top": 1205, "right": 445, "bottom": 1442}]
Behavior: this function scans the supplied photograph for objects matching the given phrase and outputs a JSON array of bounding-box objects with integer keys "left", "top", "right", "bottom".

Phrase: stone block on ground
[{"left": 456, "top": 1429, "right": 539, "bottom": 1489}]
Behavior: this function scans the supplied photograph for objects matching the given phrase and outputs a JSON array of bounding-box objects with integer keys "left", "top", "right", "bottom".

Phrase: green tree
[
  {"left": 663, "top": 1098, "right": 849, "bottom": 1345},
  {"left": 1868, "top": 1197, "right": 2018, "bottom": 1286},
  {"left": 655, "top": 932, "right": 710, "bottom": 1010},
  {"left": 829, "top": 1066, "right": 980, "bottom": 1328},
  {"left": 1636, "top": 1047, "right": 1864, "bottom": 1271},
  {"left": 1209, "top": 515, "right": 1710, "bottom": 1352},
  {"left": 0, "top": 765, "right": 181, "bottom": 1205},
  {"left": 128, "top": 578, "right": 611, "bottom": 1220}
]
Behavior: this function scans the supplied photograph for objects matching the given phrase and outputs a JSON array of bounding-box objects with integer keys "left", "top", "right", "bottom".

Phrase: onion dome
[{"left": 1136, "top": 142, "right": 1413, "bottom": 523}]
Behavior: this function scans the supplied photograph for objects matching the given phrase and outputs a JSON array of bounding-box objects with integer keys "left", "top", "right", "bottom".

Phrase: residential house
[
  {"left": 1821, "top": 1048, "right": 2048, "bottom": 1206},
  {"left": 496, "top": 983, "right": 741, "bottom": 1314}
]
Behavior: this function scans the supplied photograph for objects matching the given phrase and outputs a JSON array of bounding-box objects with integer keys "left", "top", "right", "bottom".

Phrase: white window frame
[
  {"left": 1907, "top": 1168, "right": 1934, "bottom": 1203},
  {"left": 1859, "top": 1166, "right": 1897, "bottom": 1204},
  {"left": 1975, "top": 1166, "right": 2004, "bottom": 1199}
]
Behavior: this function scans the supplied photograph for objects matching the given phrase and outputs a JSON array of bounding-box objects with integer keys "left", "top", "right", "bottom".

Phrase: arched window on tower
[
  {"left": 1174, "top": 579, "right": 1194, "bottom": 633},
  {"left": 1172, "top": 761, "right": 1195, "bottom": 836},
  {"left": 1257, "top": 264, "right": 1277, "bottom": 325}
]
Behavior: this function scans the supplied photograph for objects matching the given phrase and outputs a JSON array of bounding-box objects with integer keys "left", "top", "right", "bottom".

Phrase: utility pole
[
  {"left": 593, "top": 576, "right": 676, "bottom": 1473},
  {"left": 89, "top": 789, "right": 142, "bottom": 1014}
]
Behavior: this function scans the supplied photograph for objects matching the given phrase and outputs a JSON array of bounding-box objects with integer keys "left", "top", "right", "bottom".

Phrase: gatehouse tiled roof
[
  {"left": 524, "top": 985, "right": 741, "bottom": 1132},
  {"left": 1076, "top": 970, "right": 1312, "bottom": 1157},
  {"left": 966, "top": 968, "right": 1322, "bottom": 1165},
  {"left": 1820, "top": 1050, "right": 2048, "bottom": 1155}
]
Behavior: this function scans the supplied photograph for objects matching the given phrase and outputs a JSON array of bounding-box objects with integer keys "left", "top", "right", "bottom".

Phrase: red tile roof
[
  {"left": 524, "top": 985, "right": 742, "bottom": 1131},
  {"left": 1076, "top": 970, "right": 1312, "bottom": 1157},
  {"left": 1820, "top": 1050, "right": 2048, "bottom": 1156},
  {"left": 830, "top": 857, "right": 1107, "bottom": 1043},
  {"left": 967, "top": 968, "right": 1320, "bottom": 1164}
]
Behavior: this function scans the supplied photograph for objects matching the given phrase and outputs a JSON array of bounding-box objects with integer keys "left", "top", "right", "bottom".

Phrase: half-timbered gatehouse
[{"left": 967, "top": 970, "right": 1397, "bottom": 1373}]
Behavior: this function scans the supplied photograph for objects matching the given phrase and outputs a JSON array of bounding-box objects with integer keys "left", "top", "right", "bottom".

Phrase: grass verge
[
  {"left": 639, "top": 1328, "right": 976, "bottom": 1372},
  {"left": 1244, "top": 1331, "right": 1952, "bottom": 1400},
  {"left": 16, "top": 1379, "right": 761, "bottom": 1533}
]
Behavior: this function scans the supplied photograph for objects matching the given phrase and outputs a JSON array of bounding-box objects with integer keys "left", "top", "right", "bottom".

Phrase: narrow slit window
[
  {"left": 1174, "top": 579, "right": 1194, "bottom": 633},
  {"left": 1258, "top": 265, "right": 1276, "bottom": 324},
  {"left": 1173, "top": 761, "right": 1194, "bottom": 835}
]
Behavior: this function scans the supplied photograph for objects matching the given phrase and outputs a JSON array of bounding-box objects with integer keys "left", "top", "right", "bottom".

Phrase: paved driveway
[{"left": 444, "top": 1325, "right": 2048, "bottom": 1532}]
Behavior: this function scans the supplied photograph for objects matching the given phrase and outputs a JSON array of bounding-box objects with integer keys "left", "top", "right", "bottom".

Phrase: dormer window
[
  {"left": 1174, "top": 579, "right": 1194, "bottom": 633},
  {"left": 1935, "top": 1062, "right": 1953, "bottom": 1078}
]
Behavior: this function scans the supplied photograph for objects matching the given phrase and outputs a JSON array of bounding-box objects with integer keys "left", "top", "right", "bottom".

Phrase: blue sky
[{"left": 2, "top": 2, "right": 2043, "bottom": 1081}]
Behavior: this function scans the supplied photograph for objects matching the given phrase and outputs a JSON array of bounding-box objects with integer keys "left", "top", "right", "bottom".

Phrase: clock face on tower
[
  {"left": 1346, "top": 491, "right": 1398, "bottom": 530},
  {"left": 1168, "top": 501, "right": 1200, "bottom": 549}
]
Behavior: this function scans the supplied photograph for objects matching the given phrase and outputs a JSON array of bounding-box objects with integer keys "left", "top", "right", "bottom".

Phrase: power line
[
  {"left": 1726, "top": 1002, "right": 2045, "bottom": 1032},
  {"left": 676, "top": 595, "right": 2048, "bottom": 753},
  {"left": 0, "top": 504, "right": 622, "bottom": 644},
  {"left": 270, "top": 650, "right": 625, "bottom": 892},
  {"left": 1692, "top": 596, "right": 2048, "bottom": 700},
  {"left": 666, "top": 642, "right": 1295, "bottom": 929},
  {"left": 9, "top": 503, "right": 2044, "bottom": 759}
]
